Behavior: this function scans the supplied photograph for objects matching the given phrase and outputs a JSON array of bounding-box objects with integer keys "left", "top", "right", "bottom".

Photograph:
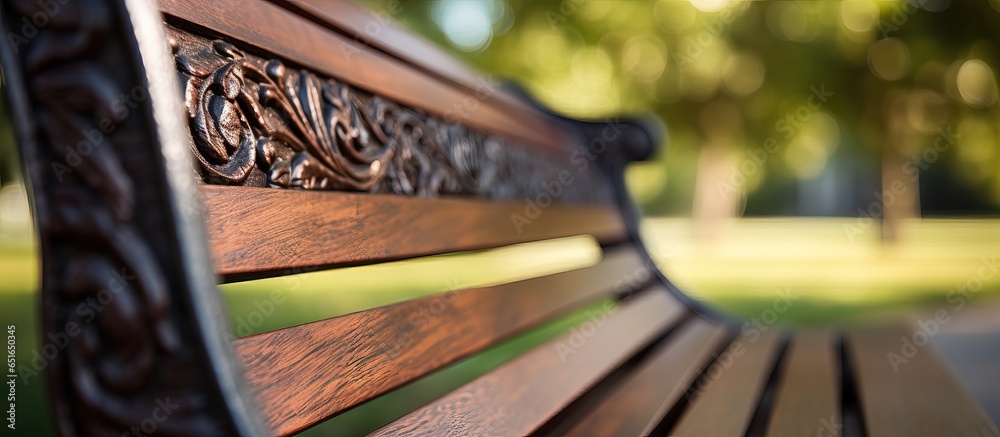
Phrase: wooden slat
[
  {"left": 274, "top": 0, "right": 574, "bottom": 135},
  {"left": 370, "top": 290, "right": 686, "bottom": 437},
  {"left": 233, "top": 248, "right": 648, "bottom": 435},
  {"left": 273, "top": 0, "right": 508, "bottom": 102},
  {"left": 671, "top": 330, "right": 783, "bottom": 436},
  {"left": 159, "top": 0, "right": 569, "bottom": 152},
  {"left": 201, "top": 185, "right": 627, "bottom": 279},
  {"left": 766, "top": 329, "right": 840, "bottom": 437},
  {"left": 846, "top": 324, "right": 999, "bottom": 437},
  {"left": 562, "top": 318, "right": 730, "bottom": 437}
]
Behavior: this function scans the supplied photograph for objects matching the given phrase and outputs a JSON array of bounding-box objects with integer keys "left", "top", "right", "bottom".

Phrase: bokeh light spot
[
  {"left": 783, "top": 113, "right": 841, "bottom": 179},
  {"left": 621, "top": 36, "right": 667, "bottom": 83},
  {"left": 722, "top": 53, "right": 765, "bottom": 96},
  {"left": 767, "top": 2, "right": 817, "bottom": 42},
  {"left": 689, "top": 0, "right": 730, "bottom": 13},
  {"left": 431, "top": 0, "right": 500, "bottom": 52},
  {"left": 654, "top": 0, "right": 698, "bottom": 34},
  {"left": 839, "top": 0, "right": 879, "bottom": 33},
  {"left": 868, "top": 38, "right": 911, "bottom": 81},
  {"left": 956, "top": 59, "right": 999, "bottom": 109}
]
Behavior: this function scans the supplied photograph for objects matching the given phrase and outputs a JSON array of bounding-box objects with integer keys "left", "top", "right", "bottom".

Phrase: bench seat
[{"left": 0, "top": 0, "right": 996, "bottom": 436}]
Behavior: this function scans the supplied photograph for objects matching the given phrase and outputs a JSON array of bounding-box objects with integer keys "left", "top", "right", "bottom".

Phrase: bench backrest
[{"left": 0, "top": 0, "right": 670, "bottom": 435}]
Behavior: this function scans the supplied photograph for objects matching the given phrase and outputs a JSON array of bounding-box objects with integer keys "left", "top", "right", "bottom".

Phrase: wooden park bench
[{"left": 1, "top": 0, "right": 997, "bottom": 435}]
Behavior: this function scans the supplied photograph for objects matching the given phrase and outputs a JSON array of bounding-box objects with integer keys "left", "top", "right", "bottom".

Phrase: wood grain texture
[
  {"left": 170, "top": 26, "right": 618, "bottom": 203},
  {"left": 766, "top": 329, "right": 841, "bottom": 437},
  {"left": 271, "top": 0, "right": 540, "bottom": 117},
  {"left": 158, "top": 0, "right": 569, "bottom": 152},
  {"left": 562, "top": 318, "right": 731, "bottom": 437},
  {"left": 369, "top": 290, "right": 687, "bottom": 437},
  {"left": 233, "top": 248, "right": 648, "bottom": 435},
  {"left": 201, "top": 185, "right": 627, "bottom": 280},
  {"left": 846, "top": 323, "right": 999, "bottom": 437},
  {"left": 671, "top": 330, "right": 784, "bottom": 437}
]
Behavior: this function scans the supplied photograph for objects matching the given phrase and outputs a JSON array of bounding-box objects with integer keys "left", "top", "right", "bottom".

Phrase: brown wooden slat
[
  {"left": 201, "top": 185, "right": 627, "bottom": 279},
  {"left": 158, "top": 0, "right": 569, "bottom": 152},
  {"left": 846, "top": 323, "right": 999, "bottom": 437},
  {"left": 766, "top": 329, "right": 840, "bottom": 437},
  {"left": 562, "top": 318, "right": 730, "bottom": 437},
  {"left": 273, "top": 0, "right": 515, "bottom": 105},
  {"left": 234, "top": 248, "right": 648, "bottom": 436},
  {"left": 671, "top": 330, "right": 783, "bottom": 437},
  {"left": 370, "top": 290, "right": 686, "bottom": 437}
]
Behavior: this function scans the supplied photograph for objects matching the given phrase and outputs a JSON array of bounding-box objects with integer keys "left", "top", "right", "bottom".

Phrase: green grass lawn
[
  {"left": 644, "top": 217, "right": 1000, "bottom": 324},
  {"left": 2, "top": 215, "right": 999, "bottom": 435}
]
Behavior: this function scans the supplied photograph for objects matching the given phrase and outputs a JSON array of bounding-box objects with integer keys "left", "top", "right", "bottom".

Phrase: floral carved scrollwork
[
  {"left": 168, "top": 27, "right": 612, "bottom": 203},
  {"left": 178, "top": 38, "right": 394, "bottom": 190}
]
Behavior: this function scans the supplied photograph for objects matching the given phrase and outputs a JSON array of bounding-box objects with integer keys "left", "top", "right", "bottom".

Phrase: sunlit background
[
  {"left": 341, "top": 0, "right": 1000, "bottom": 318},
  {"left": 2, "top": 0, "right": 1000, "bottom": 434}
]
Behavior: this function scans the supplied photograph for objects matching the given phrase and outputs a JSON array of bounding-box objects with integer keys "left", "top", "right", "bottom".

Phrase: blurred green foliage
[{"left": 358, "top": 0, "right": 1000, "bottom": 217}]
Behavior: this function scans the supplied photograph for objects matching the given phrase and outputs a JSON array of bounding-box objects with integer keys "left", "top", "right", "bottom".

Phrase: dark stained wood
[
  {"left": 0, "top": 0, "right": 264, "bottom": 434},
  {"left": 201, "top": 185, "right": 628, "bottom": 279},
  {"left": 158, "top": 0, "right": 570, "bottom": 152},
  {"left": 370, "top": 290, "right": 687, "bottom": 437},
  {"left": 171, "top": 26, "right": 610, "bottom": 201},
  {"left": 766, "top": 329, "right": 840, "bottom": 437},
  {"left": 670, "top": 330, "right": 783, "bottom": 436},
  {"left": 846, "top": 323, "right": 999, "bottom": 437},
  {"left": 276, "top": 0, "right": 479, "bottom": 85},
  {"left": 233, "top": 248, "right": 648, "bottom": 435},
  {"left": 562, "top": 319, "right": 730, "bottom": 437},
  {"left": 272, "top": 0, "right": 543, "bottom": 118}
]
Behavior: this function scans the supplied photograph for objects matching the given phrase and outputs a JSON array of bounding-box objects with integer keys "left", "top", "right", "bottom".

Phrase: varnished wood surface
[
  {"left": 846, "top": 323, "right": 999, "bottom": 437},
  {"left": 671, "top": 330, "right": 784, "bottom": 437},
  {"left": 201, "top": 185, "right": 627, "bottom": 280},
  {"left": 562, "top": 318, "right": 730, "bottom": 437},
  {"left": 369, "top": 290, "right": 687, "bottom": 437},
  {"left": 272, "top": 0, "right": 540, "bottom": 116},
  {"left": 233, "top": 248, "right": 647, "bottom": 435},
  {"left": 158, "top": 0, "right": 569, "bottom": 152},
  {"left": 765, "top": 329, "right": 840, "bottom": 437}
]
